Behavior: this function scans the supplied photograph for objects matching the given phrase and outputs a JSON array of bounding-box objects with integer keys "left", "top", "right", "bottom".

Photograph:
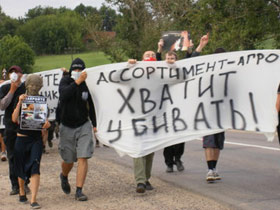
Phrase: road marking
[
  {"left": 224, "top": 141, "right": 280, "bottom": 151},
  {"left": 194, "top": 139, "right": 280, "bottom": 151}
]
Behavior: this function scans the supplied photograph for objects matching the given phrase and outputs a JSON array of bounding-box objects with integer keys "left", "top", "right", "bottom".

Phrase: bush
[
  {"left": 17, "top": 12, "right": 85, "bottom": 55},
  {"left": 0, "top": 35, "right": 35, "bottom": 74}
]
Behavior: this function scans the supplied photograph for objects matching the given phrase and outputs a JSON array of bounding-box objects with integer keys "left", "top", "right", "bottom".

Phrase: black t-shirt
[
  {"left": 278, "top": 84, "right": 280, "bottom": 93},
  {"left": 0, "top": 82, "right": 26, "bottom": 130}
]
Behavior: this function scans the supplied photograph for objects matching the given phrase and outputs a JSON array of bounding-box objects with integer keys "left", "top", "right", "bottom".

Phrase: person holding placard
[
  {"left": 156, "top": 32, "right": 209, "bottom": 61},
  {"left": 161, "top": 51, "right": 186, "bottom": 172},
  {"left": 12, "top": 74, "right": 50, "bottom": 209},
  {"left": 128, "top": 51, "right": 157, "bottom": 193},
  {"left": 156, "top": 34, "right": 209, "bottom": 173}
]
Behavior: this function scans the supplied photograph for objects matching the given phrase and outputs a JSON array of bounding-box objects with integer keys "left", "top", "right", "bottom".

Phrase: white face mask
[
  {"left": 10, "top": 72, "right": 18, "bottom": 82},
  {"left": 71, "top": 71, "right": 81, "bottom": 80}
]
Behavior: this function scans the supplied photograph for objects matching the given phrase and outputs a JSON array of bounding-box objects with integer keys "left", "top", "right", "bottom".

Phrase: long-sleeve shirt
[
  {"left": 0, "top": 92, "right": 14, "bottom": 110},
  {"left": 58, "top": 76, "right": 96, "bottom": 128}
]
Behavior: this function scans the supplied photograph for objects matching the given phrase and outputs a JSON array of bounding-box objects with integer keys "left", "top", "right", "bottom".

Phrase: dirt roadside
[{"left": 0, "top": 142, "right": 231, "bottom": 210}]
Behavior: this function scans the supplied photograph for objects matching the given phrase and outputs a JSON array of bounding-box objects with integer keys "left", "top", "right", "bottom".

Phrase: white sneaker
[
  {"left": 1, "top": 151, "right": 7, "bottom": 161},
  {"left": 206, "top": 169, "right": 215, "bottom": 182},
  {"left": 213, "top": 169, "right": 221, "bottom": 180}
]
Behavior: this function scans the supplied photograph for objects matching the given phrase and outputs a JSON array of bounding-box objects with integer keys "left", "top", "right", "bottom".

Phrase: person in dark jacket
[
  {"left": 0, "top": 65, "right": 30, "bottom": 195},
  {"left": 58, "top": 58, "right": 96, "bottom": 201}
]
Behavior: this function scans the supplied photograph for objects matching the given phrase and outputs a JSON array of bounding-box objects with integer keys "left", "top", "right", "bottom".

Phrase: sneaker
[
  {"left": 60, "top": 173, "right": 71, "bottom": 194},
  {"left": 10, "top": 186, "right": 19, "bottom": 195},
  {"left": 30, "top": 202, "right": 41, "bottom": 209},
  {"left": 136, "top": 183, "right": 146, "bottom": 193},
  {"left": 145, "top": 181, "right": 154, "bottom": 190},
  {"left": 75, "top": 191, "right": 88, "bottom": 201},
  {"left": 206, "top": 169, "right": 215, "bottom": 182},
  {"left": 213, "top": 169, "right": 221, "bottom": 180},
  {"left": 166, "top": 165, "right": 173, "bottom": 173},
  {"left": 175, "top": 160, "right": 184, "bottom": 172},
  {"left": 1, "top": 151, "right": 7, "bottom": 161},
  {"left": 19, "top": 194, "right": 28, "bottom": 203}
]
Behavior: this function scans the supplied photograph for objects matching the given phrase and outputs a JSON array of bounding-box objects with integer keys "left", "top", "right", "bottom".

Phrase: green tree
[
  {"left": 147, "top": 0, "right": 280, "bottom": 52},
  {"left": 0, "top": 6, "right": 20, "bottom": 38},
  {"left": 25, "top": 6, "right": 71, "bottom": 20},
  {"left": 103, "top": 0, "right": 280, "bottom": 61},
  {"left": 74, "top": 4, "right": 99, "bottom": 18},
  {"left": 17, "top": 11, "right": 84, "bottom": 54},
  {"left": 189, "top": 0, "right": 280, "bottom": 52},
  {"left": 0, "top": 35, "right": 35, "bottom": 73},
  {"left": 104, "top": 0, "right": 160, "bottom": 60}
]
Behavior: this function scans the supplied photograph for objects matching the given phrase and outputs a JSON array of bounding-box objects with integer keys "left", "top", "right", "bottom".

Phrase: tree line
[
  {"left": 0, "top": 3, "right": 117, "bottom": 73},
  {"left": 0, "top": 0, "right": 280, "bottom": 73}
]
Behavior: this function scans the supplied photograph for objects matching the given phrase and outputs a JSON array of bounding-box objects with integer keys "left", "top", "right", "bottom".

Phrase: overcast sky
[{"left": 0, "top": 0, "right": 108, "bottom": 18}]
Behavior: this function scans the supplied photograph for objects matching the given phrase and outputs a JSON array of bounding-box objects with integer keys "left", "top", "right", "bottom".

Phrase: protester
[
  {"left": 157, "top": 34, "right": 209, "bottom": 173},
  {"left": 128, "top": 34, "right": 209, "bottom": 187},
  {"left": 203, "top": 132, "right": 224, "bottom": 182},
  {"left": 0, "top": 65, "right": 30, "bottom": 195},
  {"left": 157, "top": 32, "right": 209, "bottom": 60},
  {"left": 12, "top": 74, "right": 50, "bottom": 209},
  {"left": 58, "top": 58, "right": 96, "bottom": 201},
  {"left": 203, "top": 47, "right": 226, "bottom": 182},
  {"left": 128, "top": 51, "right": 158, "bottom": 193},
  {"left": 162, "top": 51, "right": 185, "bottom": 172}
]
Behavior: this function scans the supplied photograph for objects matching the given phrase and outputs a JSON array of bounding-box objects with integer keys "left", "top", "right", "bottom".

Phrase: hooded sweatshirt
[{"left": 58, "top": 58, "right": 96, "bottom": 128}]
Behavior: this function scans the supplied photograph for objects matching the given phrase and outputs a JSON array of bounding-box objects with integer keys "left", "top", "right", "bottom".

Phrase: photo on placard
[
  {"left": 161, "top": 31, "right": 191, "bottom": 51},
  {"left": 22, "top": 103, "right": 34, "bottom": 111},
  {"left": 20, "top": 96, "right": 47, "bottom": 130},
  {"left": 21, "top": 111, "right": 34, "bottom": 121}
]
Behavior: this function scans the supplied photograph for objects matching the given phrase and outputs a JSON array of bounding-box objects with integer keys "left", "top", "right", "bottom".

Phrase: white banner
[
  {"left": 0, "top": 69, "right": 63, "bottom": 128},
  {"left": 86, "top": 50, "right": 280, "bottom": 158},
  {"left": 37, "top": 69, "right": 63, "bottom": 120}
]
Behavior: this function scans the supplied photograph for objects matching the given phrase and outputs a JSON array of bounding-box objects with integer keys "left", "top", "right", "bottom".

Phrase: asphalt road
[{"left": 95, "top": 130, "right": 280, "bottom": 210}]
